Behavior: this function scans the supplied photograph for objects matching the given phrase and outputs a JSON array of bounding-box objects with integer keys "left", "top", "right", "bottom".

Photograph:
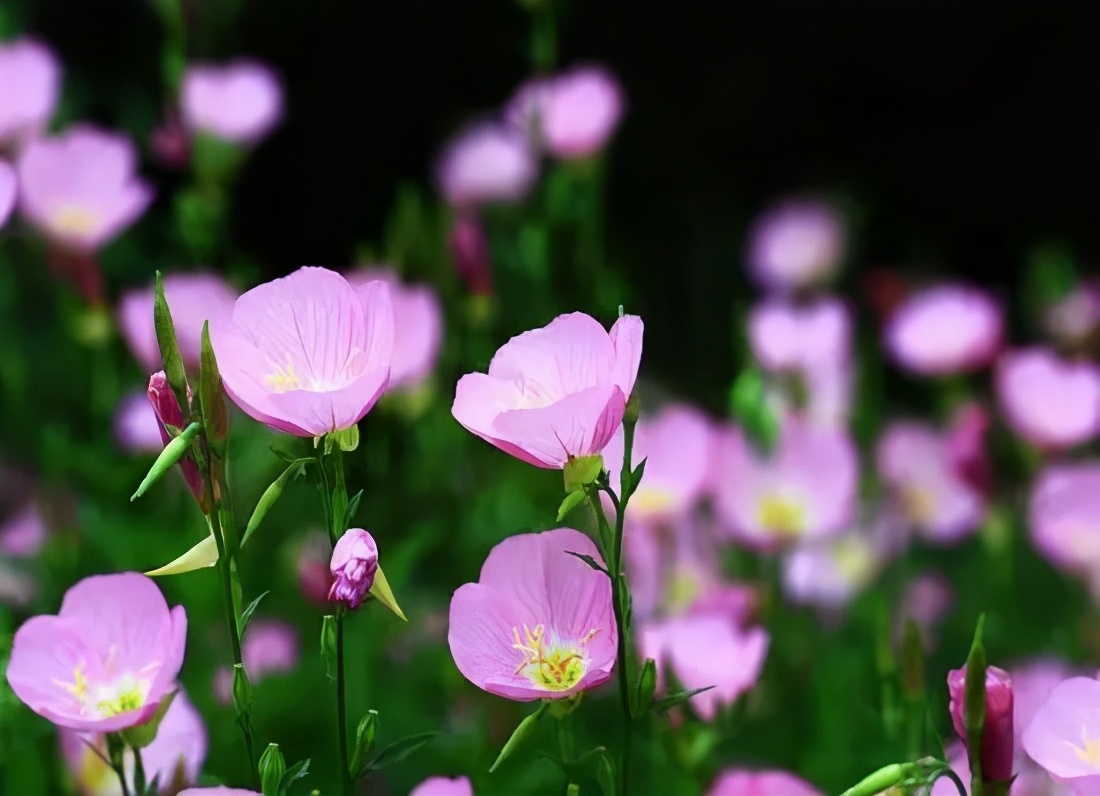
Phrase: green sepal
[
  {"left": 198, "top": 321, "right": 229, "bottom": 457},
  {"left": 153, "top": 271, "right": 190, "bottom": 415},
  {"left": 130, "top": 422, "right": 202, "bottom": 501},
  {"left": 556, "top": 490, "right": 587, "bottom": 522},
  {"left": 563, "top": 454, "right": 604, "bottom": 494},
  {"left": 119, "top": 689, "right": 178, "bottom": 749},
  {"left": 330, "top": 425, "right": 360, "bottom": 452},
  {"left": 232, "top": 663, "right": 252, "bottom": 718},
  {"left": 964, "top": 615, "right": 988, "bottom": 794},
  {"left": 490, "top": 701, "right": 548, "bottom": 773},
  {"left": 241, "top": 458, "right": 311, "bottom": 549}
]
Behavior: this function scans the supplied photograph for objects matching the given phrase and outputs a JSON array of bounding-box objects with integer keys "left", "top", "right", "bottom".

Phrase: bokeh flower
[
  {"left": 0, "top": 500, "right": 46, "bottom": 558},
  {"left": 944, "top": 402, "right": 993, "bottom": 498},
  {"left": 329, "top": 528, "right": 378, "bottom": 610},
  {"left": 449, "top": 214, "right": 493, "bottom": 296},
  {"left": 0, "top": 38, "right": 61, "bottom": 145},
  {"left": 1021, "top": 677, "right": 1100, "bottom": 793},
  {"left": 452, "top": 312, "right": 643, "bottom": 469},
  {"left": 896, "top": 571, "right": 955, "bottom": 651},
  {"left": 948, "top": 664, "right": 1015, "bottom": 784},
  {"left": 885, "top": 284, "right": 1002, "bottom": 375},
  {"left": 410, "top": 776, "right": 474, "bottom": 796},
  {"left": 714, "top": 420, "right": 858, "bottom": 549},
  {"left": 746, "top": 198, "right": 844, "bottom": 292},
  {"left": 1028, "top": 463, "right": 1100, "bottom": 591},
  {"left": 113, "top": 390, "right": 165, "bottom": 453},
  {"left": 996, "top": 348, "right": 1100, "bottom": 450},
  {"left": 179, "top": 789, "right": 261, "bottom": 796},
  {"left": 1045, "top": 280, "right": 1100, "bottom": 351},
  {"left": 212, "top": 267, "right": 394, "bottom": 437},
  {"left": 296, "top": 530, "right": 334, "bottom": 605},
  {"left": 5, "top": 572, "right": 187, "bottom": 732},
  {"left": 509, "top": 66, "right": 624, "bottom": 159},
  {"left": 214, "top": 619, "right": 299, "bottom": 705},
  {"left": 707, "top": 769, "right": 822, "bottom": 796},
  {"left": 59, "top": 687, "right": 207, "bottom": 795},
  {"left": 118, "top": 272, "right": 238, "bottom": 372},
  {"left": 181, "top": 61, "right": 282, "bottom": 144},
  {"left": 0, "top": 159, "right": 15, "bottom": 228},
  {"left": 16, "top": 126, "right": 153, "bottom": 253},
  {"left": 436, "top": 122, "right": 537, "bottom": 207},
  {"left": 448, "top": 528, "right": 616, "bottom": 701}
]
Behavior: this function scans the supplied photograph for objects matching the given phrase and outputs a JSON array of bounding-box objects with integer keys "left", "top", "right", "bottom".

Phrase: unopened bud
[
  {"left": 948, "top": 664, "right": 1014, "bottom": 784},
  {"left": 329, "top": 529, "right": 379, "bottom": 610}
]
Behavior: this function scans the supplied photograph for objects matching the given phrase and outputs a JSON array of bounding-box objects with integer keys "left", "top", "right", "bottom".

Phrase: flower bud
[
  {"left": 329, "top": 528, "right": 379, "bottom": 610},
  {"left": 147, "top": 371, "right": 207, "bottom": 508},
  {"left": 947, "top": 664, "right": 1014, "bottom": 783}
]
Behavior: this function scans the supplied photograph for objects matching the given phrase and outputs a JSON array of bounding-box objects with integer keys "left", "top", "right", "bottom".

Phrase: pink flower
[
  {"left": 214, "top": 619, "right": 298, "bottom": 705},
  {"left": 0, "top": 38, "right": 61, "bottom": 145},
  {"left": 181, "top": 61, "right": 282, "bottom": 144},
  {"left": 449, "top": 214, "right": 493, "bottom": 296},
  {"left": 746, "top": 199, "right": 844, "bottom": 292},
  {"left": 329, "top": 528, "right": 378, "bottom": 610},
  {"left": 749, "top": 297, "right": 850, "bottom": 372},
  {"left": 896, "top": 571, "right": 955, "bottom": 650},
  {"left": 1045, "top": 281, "right": 1100, "bottom": 350},
  {"left": 0, "top": 159, "right": 15, "bottom": 229},
  {"left": 0, "top": 501, "right": 46, "bottom": 558},
  {"left": 296, "top": 530, "right": 334, "bottom": 605},
  {"left": 1028, "top": 463, "right": 1100, "bottom": 589},
  {"left": 211, "top": 267, "right": 394, "bottom": 437},
  {"left": 59, "top": 687, "right": 207, "bottom": 795},
  {"left": 1013, "top": 660, "right": 1079, "bottom": 747},
  {"left": 118, "top": 272, "right": 239, "bottom": 371},
  {"left": 945, "top": 402, "right": 993, "bottom": 498},
  {"left": 603, "top": 404, "right": 713, "bottom": 521},
  {"left": 452, "top": 312, "right": 643, "bottom": 469},
  {"left": 436, "top": 122, "right": 537, "bottom": 207},
  {"left": 5, "top": 572, "right": 187, "bottom": 732},
  {"left": 886, "top": 284, "right": 1002, "bottom": 375},
  {"left": 877, "top": 421, "right": 985, "bottom": 544},
  {"left": 346, "top": 268, "right": 443, "bottom": 389},
  {"left": 509, "top": 66, "right": 624, "bottom": 159},
  {"left": 714, "top": 420, "right": 858, "bottom": 549},
  {"left": 996, "top": 348, "right": 1100, "bottom": 450},
  {"left": 148, "top": 371, "right": 205, "bottom": 505},
  {"left": 16, "top": 126, "right": 153, "bottom": 253},
  {"left": 707, "top": 769, "right": 822, "bottom": 796},
  {"left": 410, "top": 776, "right": 474, "bottom": 796},
  {"left": 1022, "top": 677, "right": 1100, "bottom": 793},
  {"left": 948, "top": 664, "right": 1015, "bottom": 783},
  {"left": 114, "top": 390, "right": 168, "bottom": 454},
  {"left": 179, "top": 789, "right": 261, "bottom": 796},
  {"left": 448, "top": 528, "right": 617, "bottom": 701},
  {"left": 640, "top": 614, "right": 769, "bottom": 721}
]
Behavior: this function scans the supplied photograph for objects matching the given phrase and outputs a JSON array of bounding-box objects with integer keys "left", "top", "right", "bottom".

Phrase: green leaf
[
  {"left": 119, "top": 690, "right": 177, "bottom": 749},
  {"left": 154, "top": 271, "right": 189, "bottom": 415},
  {"left": 241, "top": 459, "right": 311, "bottom": 549},
  {"left": 635, "top": 657, "right": 657, "bottom": 714},
  {"left": 144, "top": 533, "right": 219, "bottom": 577},
  {"left": 321, "top": 615, "right": 338, "bottom": 681},
  {"left": 363, "top": 731, "right": 437, "bottom": 773},
  {"left": 345, "top": 489, "right": 364, "bottom": 528},
  {"left": 652, "top": 685, "right": 715, "bottom": 714},
  {"left": 278, "top": 758, "right": 311, "bottom": 795},
  {"left": 130, "top": 422, "right": 202, "bottom": 501},
  {"left": 238, "top": 591, "right": 270, "bottom": 637},
  {"left": 563, "top": 454, "right": 604, "bottom": 493},
  {"left": 628, "top": 457, "right": 648, "bottom": 498},
  {"left": 564, "top": 551, "right": 607, "bottom": 575},
  {"left": 350, "top": 710, "right": 379, "bottom": 779},
  {"left": 258, "top": 743, "right": 286, "bottom": 796},
  {"left": 490, "top": 702, "right": 547, "bottom": 773},
  {"left": 198, "top": 321, "right": 228, "bottom": 456},
  {"left": 596, "top": 748, "right": 616, "bottom": 796},
  {"left": 729, "top": 368, "right": 779, "bottom": 454},
  {"left": 556, "top": 490, "right": 587, "bottom": 522}
]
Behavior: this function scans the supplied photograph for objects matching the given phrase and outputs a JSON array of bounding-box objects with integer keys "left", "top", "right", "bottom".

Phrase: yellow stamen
[
  {"left": 1069, "top": 725, "right": 1100, "bottom": 767},
  {"left": 510, "top": 623, "right": 598, "bottom": 691},
  {"left": 265, "top": 358, "right": 302, "bottom": 393},
  {"left": 900, "top": 486, "right": 936, "bottom": 525},
  {"left": 51, "top": 205, "right": 99, "bottom": 236},
  {"left": 757, "top": 493, "right": 807, "bottom": 537}
]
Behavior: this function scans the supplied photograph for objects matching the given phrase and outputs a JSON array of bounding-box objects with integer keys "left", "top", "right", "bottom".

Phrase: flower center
[
  {"left": 51, "top": 205, "right": 99, "bottom": 236},
  {"left": 265, "top": 358, "right": 303, "bottom": 393},
  {"left": 632, "top": 488, "right": 677, "bottom": 516},
  {"left": 53, "top": 658, "right": 156, "bottom": 719},
  {"left": 757, "top": 493, "right": 806, "bottom": 537},
  {"left": 1070, "top": 727, "right": 1100, "bottom": 768},
  {"left": 833, "top": 537, "right": 875, "bottom": 582},
  {"left": 900, "top": 485, "right": 936, "bottom": 525},
  {"left": 511, "top": 623, "right": 598, "bottom": 692}
]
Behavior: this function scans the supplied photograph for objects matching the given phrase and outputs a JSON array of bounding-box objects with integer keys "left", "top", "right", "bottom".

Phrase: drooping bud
[
  {"left": 329, "top": 528, "right": 379, "bottom": 610},
  {"left": 948, "top": 663, "right": 1015, "bottom": 784},
  {"left": 147, "top": 370, "right": 206, "bottom": 509}
]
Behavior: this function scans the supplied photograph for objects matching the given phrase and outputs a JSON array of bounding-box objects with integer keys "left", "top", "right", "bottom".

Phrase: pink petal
[
  {"left": 0, "top": 159, "right": 15, "bottom": 228},
  {"left": 609, "top": 314, "right": 644, "bottom": 399}
]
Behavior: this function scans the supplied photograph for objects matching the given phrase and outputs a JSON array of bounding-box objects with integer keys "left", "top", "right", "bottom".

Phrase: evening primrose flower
[
  {"left": 508, "top": 66, "right": 625, "bottom": 159},
  {"left": 746, "top": 198, "right": 845, "bottom": 293},
  {"left": 16, "top": 126, "right": 153, "bottom": 253},
  {"left": 214, "top": 619, "right": 298, "bottom": 705},
  {"left": 410, "top": 776, "right": 474, "bottom": 796},
  {"left": 1028, "top": 463, "right": 1100, "bottom": 591},
  {"left": 0, "top": 159, "right": 15, "bottom": 229},
  {"left": 885, "top": 284, "right": 1002, "bottom": 375},
  {"left": 1022, "top": 677, "right": 1100, "bottom": 793},
  {"left": 0, "top": 38, "right": 61, "bottom": 145},
  {"left": 211, "top": 267, "right": 394, "bottom": 437},
  {"left": 448, "top": 528, "right": 616, "bottom": 701},
  {"left": 707, "top": 769, "right": 822, "bottom": 796},
  {"left": 5, "top": 572, "right": 187, "bottom": 732},
  {"left": 436, "top": 122, "right": 537, "bottom": 207},
  {"left": 996, "top": 347, "right": 1100, "bottom": 450},
  {"left": 181, "top": 61, "right": 282, "bottom": 144},
  {"left": 452, "top": 312, "right": 643, "bottom": 469}
]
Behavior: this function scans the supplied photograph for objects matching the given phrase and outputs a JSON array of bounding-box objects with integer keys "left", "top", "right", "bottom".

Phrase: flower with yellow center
[
  {"left": 511, "top": 623, "right": 599, "bottom": 692},
  {"left": 756, "top": 492, "right": 807, "bottom": 538}
]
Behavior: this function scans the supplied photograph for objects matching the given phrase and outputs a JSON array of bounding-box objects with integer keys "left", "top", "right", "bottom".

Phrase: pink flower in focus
[
  {"left": 346, "top": 268, "right": 443, "bottom": 389},
  {"left": 877, "top": 421, "right": 985, "bottom": 545},
  {"left": 113, "top": 390, "right": 167, "bottom": 454},
  {"left": 603, "top": 404, "right": 713, "bottom": 521},
  {"left": 181, "top": 61, "right": 282, "bottom": 144},
  {"left": 509, "top": 66, "right": 624, "bottom": 159},
  {"left": 410, "top": 776, "right": 474, "bottom": 796},
  {"left": 59, "top": 687, "right": 207, "bottom": 795},
  {"left": 0, "top": 159, "right": 15, "bottom": 229},
  {"left": 707, "top": 769, "right": 822, "bottom": 796},
  {"left": 16, "top": 126, "right": 154, "bottom": 253},
  {"left": 0, "top": 38, "right": 61, "bottom": 145},
  {"left": 452, "top": 312, "right": 643, "bottom": 469},
  {"left": 214, "top": 619, "right": 299, "bottom": 705},
  {"left": 996, "top": 348, "right": 1100, "bottom": 451},
  {"left": 885, "top": 284, "right": 1002, "bottom": 375},
  {"left": 211, "top": 267, "right": 394, "bottom": 437},
  {"left": 713, "top": 420, "right": 858, "bottom": 550},
  {"left": 0, "top": 501, "right": 46, "bottom": 558},
  {"left": 1022, "top": 677, "right": 1100, "bottom": 793},
  {"left": 436, "top": 122, "right": 537, "bottom": 207},
  {"left": 4, "top": 573, "right": 187, "bottom": 732},
  {"left": 640, "top": 614, "right": 769, "bottom": 721},
  {"left": 448, "top": 528, "right": 617, "bottom": 701},
  {"left": 449, "top": 214, "right": 493, "bottom": 296},
  {"left": 118, "top": 273, "right": 239, "bottom": 371},
  {"left": 746, "top": 199, "right": 844, "bottom": 292},
  {"left": 1013, "top": 660, "right": 1079, "bottom": 748},
  {"left": 329, "top": 528, "right": 378, "bottom": 610},
  {"left": 1028, "top": 463, "right": 1100, "bottom": 590},
  {"left": 948, "top": 664, "right": 1015, "bottom": 784},
  {"left": 148, "top": 372, "right": 205, "bottom": 506}
]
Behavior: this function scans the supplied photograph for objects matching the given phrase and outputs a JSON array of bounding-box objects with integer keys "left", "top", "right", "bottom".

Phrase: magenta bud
[
  {"left": 948, "top": 664, "right": 1015, "bottom": 783},
  {"left": 449, "top": 214, "right": 493, "bottom": 297},
  {"left": 328, "top": 528, "right": 379, "bottom": 610},
  {"left": 147, "top": 371, "right": 206, "bottom": 507}
]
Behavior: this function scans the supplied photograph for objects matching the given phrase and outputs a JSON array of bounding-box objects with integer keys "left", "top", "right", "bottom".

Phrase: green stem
[
  {"left": 131, "top": 744, "right": 147, "bottom": 796},
  {"left": 325, "top": 444, "right": 352, "bottom": 795},
  {"left": 529, "top": 0, "right": 557, "bottom": 71},
  {"left": 337, "top": 612, "right": 352, "bottom": 795},
  {"left": 106, "top": 735, "right": 133, "bottom": 796},
  {"left": 556, "top": 713, "right": 576, "bottom": 796},
  {"left": 613, "top": 419, "right": 637, "bottom": 796}
]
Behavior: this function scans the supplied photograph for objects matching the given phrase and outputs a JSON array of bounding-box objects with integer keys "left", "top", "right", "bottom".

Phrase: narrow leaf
[
  {"left": 490, "top": 702, "right": 547, "bottom": 773},
  {"left": 279, "top": 758, "right": 311, "bottom": 793},
  {"left": 565, "top": 551, "right": 608, "bottom": 575},
  {"left": 628, "top": 457, "right": 648, "bottom": 498},
  {"left": 363, "top": 731, "right": 436, "bottom": 773},
  {"left": 964, "top": 615, "right": 988, "bottom": 794},
  {"left": 345, "top": 489, "right": 364, "bottom": 528},
  {"left": 652, "top": 685, "right": 716, "bottom": 713},
  {"left": 154, "top": 271, "right": 189, "bottom": 415},
  {"left": 556, "top": 490, "right": 586, "bottom": 522},
  {"left": 144, "top": 534, "right": 218, "bottom": 577},
  {"left": 350, "top": 710, "right": 379, "bottom": 779},
  {"left": 130, "top": 422, "right": 202, "bottom": 501},
  {"left": 198, "top": 321, "right": 228, "bottom": 456},
  {"left": 241, "top": 459, "right": 311, "bottom": 549},
  {"left": 238, "top": 591, "right": 270, "bottom": 637}
]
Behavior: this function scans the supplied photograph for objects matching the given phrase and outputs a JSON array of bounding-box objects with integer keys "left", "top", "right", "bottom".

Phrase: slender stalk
[
  {"left": 612, "top": 418, "right": 637, "bottom": 795},
  {"left": 132, "top": 744, "right": 147, "bottom": 796},
  {"left": 324, "top": 444, "right": 352, "bottom": 796},
  {"left": 556, "top": 713, "right": 576, "bottom": 796},
  {"left": 336, "top": 613, "right": 352, "bottom": 795},
  {"left": 106, "top": 735, "right": 132, "bottom": 796}
]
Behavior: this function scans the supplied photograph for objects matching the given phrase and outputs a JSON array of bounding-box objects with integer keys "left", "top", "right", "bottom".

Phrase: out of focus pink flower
[
  {"left": 448, "top": 529, "right": 616, "bottom": 701},
  {"left": 0, "top": 159, "right": 15, "bottom": 228},
  {"left": 449, "top": 214, "right": 493, "bottom": 296},
  {"left": 1022, "top": 677, "right": 1100, "bottom": 793},
  {"left": 118, "top": 272, "right": 238, "bottom": 371},
  {"left": 113, "top": 390, "right": 164, "bottom": 453},
  {"left": 948, "top": 664, "right": 1015, "bottom": 784},
  {"left": 1028, "top": 463, "right": 1100, "bottom": 591},
  {"left": 714, "top": 420, "right": 858, "bottom": 550},
  {"left": 749, "top": 297, "right": 850, "bottom": 372},
  {"left": 0, "top": 38, "right": 61, "bottom": 145},
  {"left": 707, "top": 769, "right": 822, "bottom": 796},
  {"left": 212, "top": 267, "right": 394, "bottom": 437},
  {"left": 5, "top": 573, "right": 187, "bottom": 732},
  {"left": 640, "top": 614, "right": 769, "bottom": 721},
  {"left": 346, "top": 268, "right": 443, "bottom": 389},
  {"left": 214, "top": 619, "right": 299, "bottom": 705},
  {"left": 509, "top": 66, "right": 624, "bottom": 159},
  {"left": 328, "top": 528, "right": 378, "bottom": 610},
  {"left": 1045, "top": 281, "right": 1100, "bottom": 350},
  {"left": 151, "top": 111, "right": 190, "bottom": 169},
  {"left": 17, "top": 126, "right": 153, "bottom": 253},
  {"left": 885, "top": 284, "right": 1002, "bottom": 376},
  {"left": 409, "top": 776, "right": 474, "bottom": 796},
  {"left": 179, "top": 789, "right": 261, "bottom": 796},
  {"left": 59, "top": 687, "right": 207, "bottom": 795},
  {"left": 452, "top": 312, "right": 643, "bottom": 469},
  {"left": 945, "top": 402, "right": 993, "bottom": 498},
  {"left": 877, "top": 421, "right": 985, "bottom": 545},
  {"left": 896, "top": 571, "right": 955, "bottom": 650},
  {"left": 1013, "top": 659, "right": 1079, "bottom": 751},
  {"left": 746, "top": 199, "right": 844, "bottom": 293},
  {"left": 996, "top": 348, "right": 1100, "bottom": 451},
  {"left": 296, "top": 530, "right": 334, "bottom": 605},
  {"left": 0, "top": 501, "right": 46, "bottom": 558},
  {"left": 436, "top": 122, "right": 537, "bottom": 207},
  {"left": 181, "top": 61, "right": 282, "bottom": 144}
]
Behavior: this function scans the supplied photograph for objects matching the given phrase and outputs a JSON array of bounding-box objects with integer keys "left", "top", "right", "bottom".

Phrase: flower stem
[
  {"left": 131, "top": 743, "right": 147, "bottom": 796},
  {"left": 556, "top": 712, "right": 576, "bottom": 796},
  {"left": 611, "top": 416, "right": 637, "bottom": 796},
  {"left": 106, "top": 734, "right": 132, "bottom": 796},
  {"left": 337, "top": 612, "right": 352, "bottom": 795},
  {"left": 324, "top": 444, "right": 353, "bottom": 795}
]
